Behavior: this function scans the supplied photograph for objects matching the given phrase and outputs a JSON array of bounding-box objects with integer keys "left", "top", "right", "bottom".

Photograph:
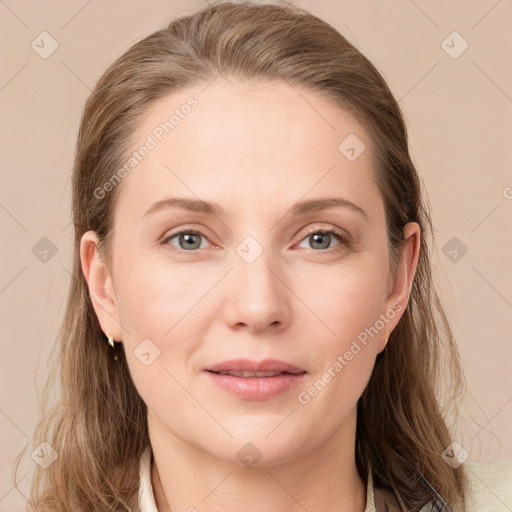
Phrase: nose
[{"left": 223, "top": 249, "right": 291, "bottom": 333}]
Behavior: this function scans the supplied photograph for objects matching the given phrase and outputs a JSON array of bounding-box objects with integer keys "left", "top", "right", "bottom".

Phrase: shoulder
[{"left": 464, "top": 459, "right": 512, "bottom": 511}]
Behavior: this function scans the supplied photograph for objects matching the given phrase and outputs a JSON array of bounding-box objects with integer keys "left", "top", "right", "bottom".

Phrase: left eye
[
  {"left": 165, "top": 230, "right": 209, "bottom": 251},
  {"left": 296, "top": 229, "right": 347, "bottom": 251}
]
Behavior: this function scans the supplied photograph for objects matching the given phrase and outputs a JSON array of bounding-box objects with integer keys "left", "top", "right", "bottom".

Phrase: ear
[
  {"left": 378, "top": 222, "right": 421, "bottom": 352},
  {"left": 80, "top": 230, "right": 123, "bottom": 341}
]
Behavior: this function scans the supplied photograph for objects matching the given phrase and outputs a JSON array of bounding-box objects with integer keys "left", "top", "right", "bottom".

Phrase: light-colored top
[{"left": 137, "top": 447, "right": 512, "bottom": 511}]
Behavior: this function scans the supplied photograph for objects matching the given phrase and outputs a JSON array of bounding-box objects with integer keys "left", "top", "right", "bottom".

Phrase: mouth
[
  {"left": 207, "top": 370, "right": 305, "bottom": 378},
  {"left": 203, "top": 359, "right": 307, "bottom": 400},
  {"left": 205, "top": 358, "right": 306, "bottom": 375}
]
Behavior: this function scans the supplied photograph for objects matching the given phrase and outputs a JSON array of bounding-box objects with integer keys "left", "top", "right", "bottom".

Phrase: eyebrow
[{"left": 142, "top": 196, "right": 368, "bottom": 220}]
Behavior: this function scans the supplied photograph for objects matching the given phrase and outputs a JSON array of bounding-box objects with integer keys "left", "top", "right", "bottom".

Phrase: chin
[{"left": 199, "top": 423, "right": 312, "bottom": 468}]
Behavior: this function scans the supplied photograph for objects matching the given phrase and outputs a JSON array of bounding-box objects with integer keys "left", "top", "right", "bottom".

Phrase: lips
[
  {"left": 204, "top": 359, "right": 307, "bottom": 400},
  {"left": 205, "top": 358, "right": 306, "bottom": 376},
  {"left": 215, "top": 370, "right": 290, "bottom": 377}
]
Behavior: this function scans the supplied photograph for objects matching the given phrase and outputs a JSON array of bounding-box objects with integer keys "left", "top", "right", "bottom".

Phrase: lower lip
[{"left": 204, "top": 371, "right": 306, "bottom": 400}]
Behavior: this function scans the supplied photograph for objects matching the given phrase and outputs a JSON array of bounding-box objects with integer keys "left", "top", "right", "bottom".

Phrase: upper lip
[{"left": 205, "top": 358, "right": 306, "bottom": 374}]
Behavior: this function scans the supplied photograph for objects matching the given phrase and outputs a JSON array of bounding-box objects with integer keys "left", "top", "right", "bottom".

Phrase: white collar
[
  {"left": 137, "top": 447, "right": 377, "bottom": 511},
  {"left": 138, "top": 447, "right": 159, "bottom": 512}
]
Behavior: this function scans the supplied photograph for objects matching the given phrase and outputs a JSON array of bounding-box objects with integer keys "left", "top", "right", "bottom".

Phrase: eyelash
[{"left": 162, "top": 227, "right": 350, "bottom": 254}]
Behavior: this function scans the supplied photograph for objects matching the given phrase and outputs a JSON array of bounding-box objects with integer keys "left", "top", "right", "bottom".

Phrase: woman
[{"left": 14, "top": 1, "right": 511, "bottom": 511}]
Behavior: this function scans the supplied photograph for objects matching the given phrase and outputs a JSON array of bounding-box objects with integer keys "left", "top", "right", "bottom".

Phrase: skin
[{"left": 80, "top": 78, "right": 420, "bottom": 512}]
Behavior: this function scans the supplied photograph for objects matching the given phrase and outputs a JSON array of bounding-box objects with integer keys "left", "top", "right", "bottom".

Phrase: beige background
[{"left": 1, "top": 0, "right": 511, "bottom": 508}]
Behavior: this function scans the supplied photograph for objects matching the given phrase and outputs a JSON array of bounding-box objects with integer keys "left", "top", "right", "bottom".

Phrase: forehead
[{"left": 114, "top": 78, "right": 381, "bottom": 222}]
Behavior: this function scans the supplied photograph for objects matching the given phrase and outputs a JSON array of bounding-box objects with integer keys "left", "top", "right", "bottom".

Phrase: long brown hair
[{"left": 13, "top": 1, "right": 468, "bottom": 510}]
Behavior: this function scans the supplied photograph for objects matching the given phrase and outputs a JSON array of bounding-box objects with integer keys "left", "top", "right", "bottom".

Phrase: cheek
[
  {"left": 291, "top": 257, "right": 386, "bottom": 410},
  {"left": 114, "top": 261, "right": 200, "bottom": 417},
  {"left": 112, "top": 254, "right": 219, "bottom": 387},
  {"left": 293, "top": 258, "right": 387, "bottom": 347},
  {"left": 114, "top": 251, "right": 213, "bottom": 338},
  {"left": 293, "top": 268, "right": 383, "bottom": 432}
]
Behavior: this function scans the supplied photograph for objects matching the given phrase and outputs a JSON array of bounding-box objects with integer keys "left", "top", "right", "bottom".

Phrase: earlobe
[{"left": 79, "top": 231, "right": 123, "bottom": 341}]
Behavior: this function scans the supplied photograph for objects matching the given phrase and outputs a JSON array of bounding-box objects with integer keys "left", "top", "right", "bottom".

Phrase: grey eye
[{"left": 165, "top": 231, "right": 207, "bottom": 251}]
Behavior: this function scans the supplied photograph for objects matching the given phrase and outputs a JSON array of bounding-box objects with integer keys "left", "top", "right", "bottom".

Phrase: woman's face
[{"left": 82, "top": 78, "right": 418, "bottom": 466}]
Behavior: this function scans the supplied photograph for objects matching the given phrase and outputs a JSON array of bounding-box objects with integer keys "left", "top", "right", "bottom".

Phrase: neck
[{"left": 148, "top": 410, "right": 367, "bottom": 512}]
